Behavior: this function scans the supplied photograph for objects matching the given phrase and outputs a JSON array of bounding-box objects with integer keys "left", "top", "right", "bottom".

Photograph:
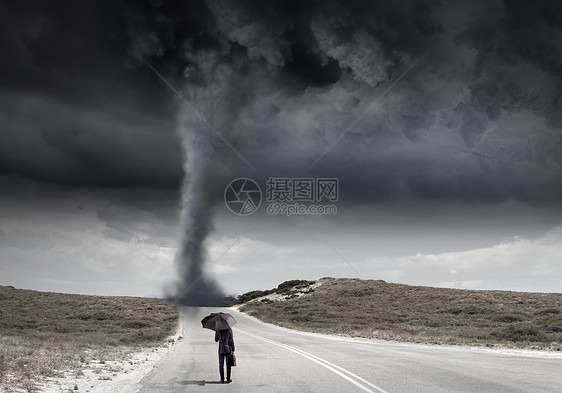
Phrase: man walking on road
[{"left": 215, "top": 328, "right": 235, "bottom": 383}]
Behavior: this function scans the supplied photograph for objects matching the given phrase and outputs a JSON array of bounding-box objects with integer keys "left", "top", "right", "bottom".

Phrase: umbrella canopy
[{"left": 201, "top": 312, "right": 237, "bottom": 331}]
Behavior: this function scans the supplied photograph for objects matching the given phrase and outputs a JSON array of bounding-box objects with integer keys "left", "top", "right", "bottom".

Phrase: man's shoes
[
  {"left": 226, "top": 379, "right": 232, "bottom": 384},
  {"left": 221, "top": 380, "right": 225, "bottom": 384}
]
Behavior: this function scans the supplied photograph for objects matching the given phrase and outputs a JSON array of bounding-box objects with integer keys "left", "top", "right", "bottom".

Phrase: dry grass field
[
  {"left": 240, "top": 278, "right": 562, "bottom": 351},
  {"left": 0, "top": 286, "right": 178, "bottom": 392}
]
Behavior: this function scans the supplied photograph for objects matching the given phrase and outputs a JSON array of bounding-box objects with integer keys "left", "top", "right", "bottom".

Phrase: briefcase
[{"left": 229, "top": 353, "right": 237, "bottom": 367}]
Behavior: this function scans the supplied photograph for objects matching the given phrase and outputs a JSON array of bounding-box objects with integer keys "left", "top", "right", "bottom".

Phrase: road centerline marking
[{"left": 235, "top": 328, "right": 390, "bottom": 393}]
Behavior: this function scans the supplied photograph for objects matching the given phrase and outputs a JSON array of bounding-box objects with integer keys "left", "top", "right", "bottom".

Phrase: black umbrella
[{"left": 201, "top": 312, "right": 237, "bottom": 331}]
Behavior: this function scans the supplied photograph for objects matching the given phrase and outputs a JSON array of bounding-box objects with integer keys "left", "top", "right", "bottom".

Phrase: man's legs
[
  {"left": 218, "top": 353, "right": 225, "bottom": 382},
  {"left": 226, "top": 355, "right": 231, "bottom": 382}
]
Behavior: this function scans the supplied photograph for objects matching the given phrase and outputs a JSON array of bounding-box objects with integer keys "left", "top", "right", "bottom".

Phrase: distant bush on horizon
[{"left": 236, "top": 280, "right": 316, "bottom": 303}]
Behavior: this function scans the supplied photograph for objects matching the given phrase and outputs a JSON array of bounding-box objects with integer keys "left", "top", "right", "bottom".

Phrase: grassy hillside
[
  {"left": 239, "top": 278, "right": 562, "bottom": 350},
  {"left": 0, "top": 286, "right": 179, "bottom": 392}
]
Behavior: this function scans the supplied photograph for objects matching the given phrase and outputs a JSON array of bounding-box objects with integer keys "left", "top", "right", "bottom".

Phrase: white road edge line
[{"left": 235, "top": 328, "right": 390, "bottom": 393}]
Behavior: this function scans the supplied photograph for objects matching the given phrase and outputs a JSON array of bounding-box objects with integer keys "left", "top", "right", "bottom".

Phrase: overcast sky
[{"left": 1, "top": 0, "right": 562, "bottom": 297}]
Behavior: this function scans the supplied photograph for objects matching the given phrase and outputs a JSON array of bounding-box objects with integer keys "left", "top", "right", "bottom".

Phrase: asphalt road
[{"left": 137, "top": 307, "right": 562, "bottom": 393}]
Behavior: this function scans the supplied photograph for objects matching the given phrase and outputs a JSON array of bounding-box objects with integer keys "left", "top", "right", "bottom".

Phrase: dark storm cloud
[
  {"left": 2, "top": 0, "right": 562, "bottom": 201},
  {"left": 0, "top": 0, "right": 183, "bottom": 188},
  {"left": 211, "top": 0, "right": 562, "bottom": 204}
]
